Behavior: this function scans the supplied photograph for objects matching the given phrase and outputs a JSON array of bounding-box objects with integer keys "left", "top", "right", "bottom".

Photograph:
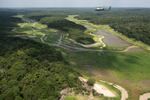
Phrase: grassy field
[
  {"left": 18, "top": 22, "right": 47, "bottom": 29},
  {"left": 65, "top": 50, "right": 150, "bottom": 81},
  {"left": 62, "top": 50, "right": 150, "bottom": 99},
  {"left": 15, "top": 16, "right": 57, "bottom": 38}
]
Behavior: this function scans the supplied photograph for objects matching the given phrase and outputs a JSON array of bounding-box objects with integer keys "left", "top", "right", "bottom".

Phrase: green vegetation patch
[
  {"left": 13, "top": 15, "right": 24, "bottom": 19},
  {"left": 44, "top": 32, "right": 61, "bottom": 43},
  {"left": 18, "top": 22, "right": 47, "bottom": 29},
  {"left": 87, "top": 78, "right": 95, "bottom": 86},
  {"left": 64, "top": 96, "right": 77, "bottom": 100},
  {"left": 21, "top": 30, "right": 44, "bottom": 36},
  {"left": 76, "top": 37, "right": 95, "bottom": 45},
  {"left": 15, "top": 17, "right": 57, "bottom": 37},
  {"left": 67, "top": 51, "right": 150, "bottom": 81}
]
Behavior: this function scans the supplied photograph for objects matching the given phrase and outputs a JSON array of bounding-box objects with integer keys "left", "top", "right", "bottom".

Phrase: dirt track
[
  {"left": 139, "top": 93, "right": 150, "bottom": 100},
  {"left": 79, "top": 77, "right": 128, "bottom": 100}
]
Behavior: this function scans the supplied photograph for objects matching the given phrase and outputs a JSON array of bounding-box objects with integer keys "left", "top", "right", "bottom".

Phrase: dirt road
[{"left": 139, "top": 93, "right": 150, "bottom": 100}]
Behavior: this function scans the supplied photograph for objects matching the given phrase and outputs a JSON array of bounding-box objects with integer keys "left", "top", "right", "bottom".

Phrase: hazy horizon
[{"left": 0, "top": 0, "right": 150, "bottom": 8}]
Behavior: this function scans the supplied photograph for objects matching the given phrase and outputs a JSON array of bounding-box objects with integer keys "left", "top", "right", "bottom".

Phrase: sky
[{"left": 0, "top": 0, "right": 150, "bottom": 8}]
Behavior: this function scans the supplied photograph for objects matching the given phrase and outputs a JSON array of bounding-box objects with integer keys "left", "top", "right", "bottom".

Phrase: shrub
[{"left": 87, "top": 78, "right": 95, "bottom": 86}]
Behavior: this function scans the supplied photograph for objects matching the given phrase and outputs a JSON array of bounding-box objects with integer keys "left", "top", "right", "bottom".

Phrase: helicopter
[{"left": 95, "top": 6, "right": 111, "bottom": 11}]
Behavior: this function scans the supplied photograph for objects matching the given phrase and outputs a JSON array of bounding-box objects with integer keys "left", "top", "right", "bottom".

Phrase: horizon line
[{"left": 0, "top": 6, "right": 150, "bottom": 9}]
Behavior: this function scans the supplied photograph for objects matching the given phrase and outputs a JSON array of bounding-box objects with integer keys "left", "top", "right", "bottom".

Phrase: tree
[{"left": 87, "top": 78, "right": 95, "bottom": 86}]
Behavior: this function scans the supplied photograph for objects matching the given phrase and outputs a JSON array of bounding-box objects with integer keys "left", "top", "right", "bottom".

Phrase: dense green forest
[
  {"left": 0, "top": 10, "right": 83, "bottom": 100},
  {"left": 77, "top": 8, "right": 150, "bottom": 45},
  {"left": 0, "top": 37, "right": 83, "bottom": 100},
  {"left": 0, "top": 9, "right": 22, "bottom": 35}
]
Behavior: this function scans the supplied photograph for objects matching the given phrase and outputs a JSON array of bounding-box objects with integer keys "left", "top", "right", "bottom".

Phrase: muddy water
[{"left": 95, "top": 30, "right": 131, "bottom": 48}]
